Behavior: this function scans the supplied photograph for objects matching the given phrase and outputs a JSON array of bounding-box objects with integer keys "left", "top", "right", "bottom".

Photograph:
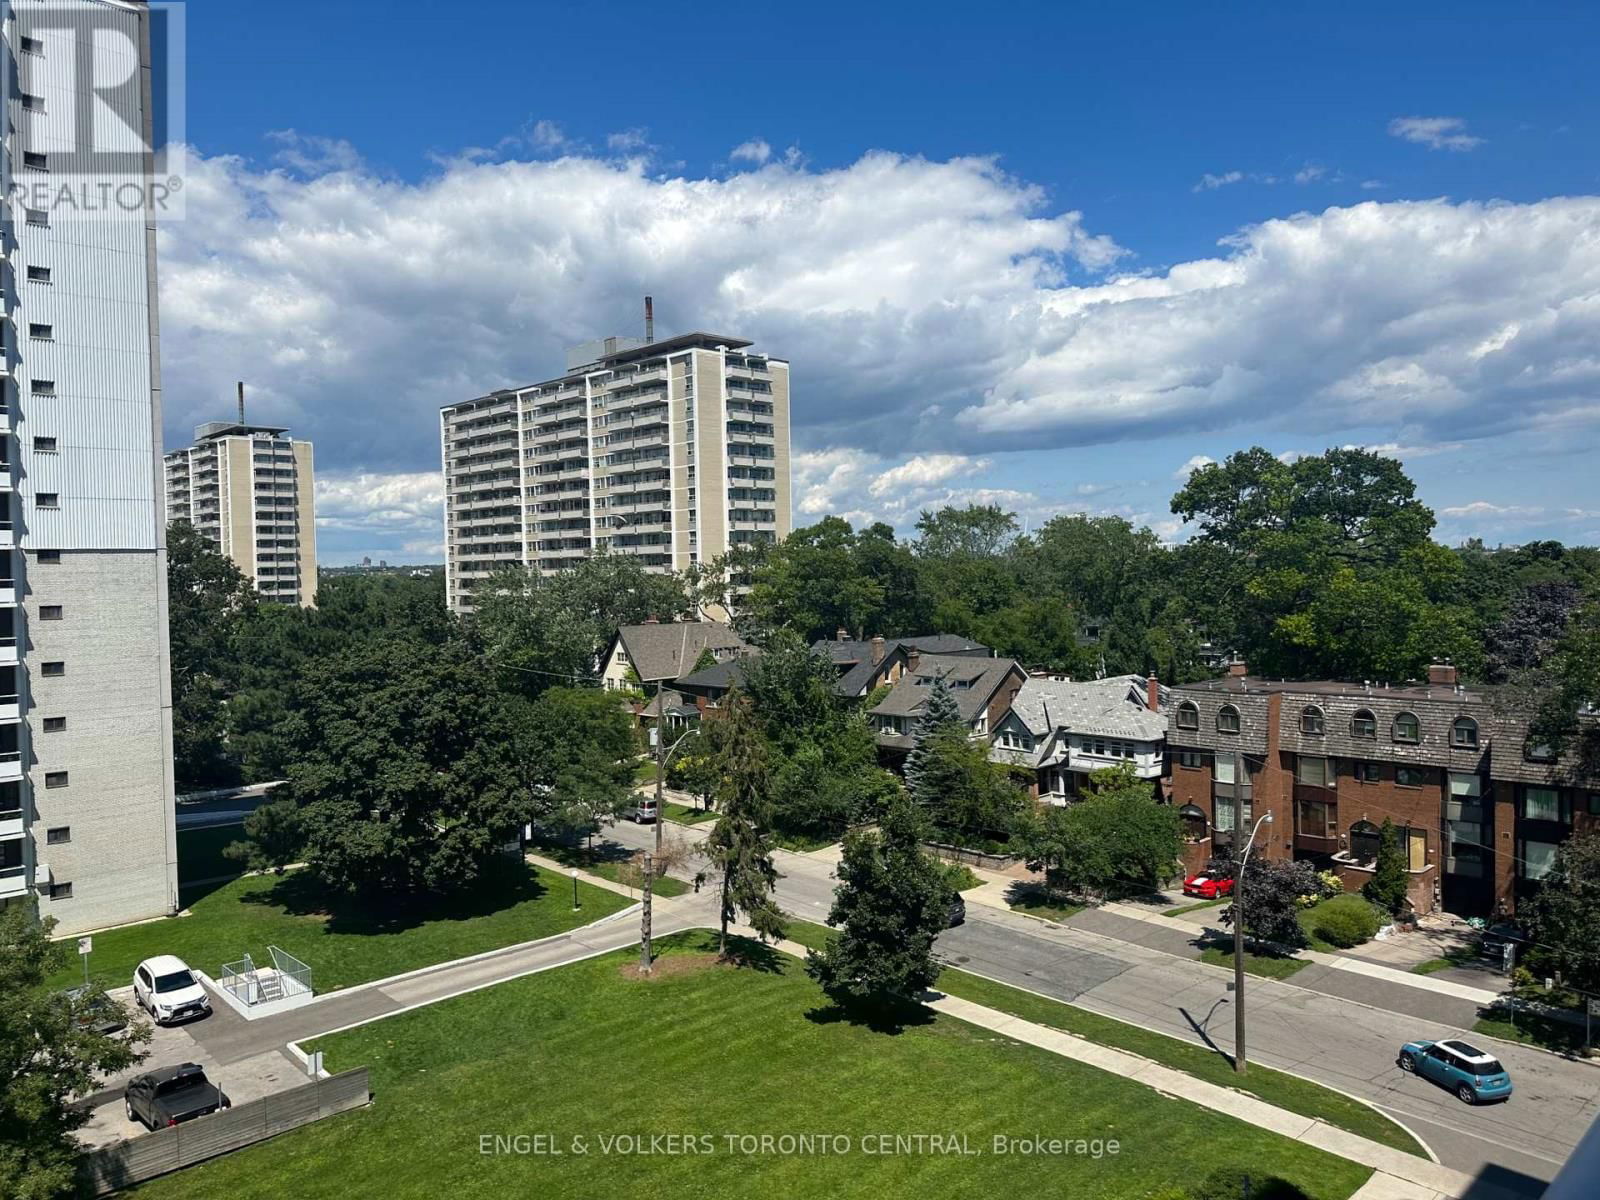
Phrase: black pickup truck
[{"left": 124, "top": 1063, "right": 230, "bottom": 1130}]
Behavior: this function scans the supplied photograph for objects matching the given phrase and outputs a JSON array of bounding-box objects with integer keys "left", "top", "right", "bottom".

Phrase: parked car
[
  {"left": 60, "top": 985, "right": 128, "bottom": 1036},
  {"left": 624, "top": 797, "right": 658, "bottom": 824},
  {"left": 946, "top": 893, "right": 967, "bottom": 927},
  {"left": 1182, "top": 872, "right": 1235, "bottom": 899},
  {"left": 124, "top": 1063, "right": 230, "bottom": 1130},
  {"left": 1398, "top": 1038, "right": 1513, "bottom": 1104},
  {"left": 131, "top": 955, "right": 211, "bottom": 1025}
]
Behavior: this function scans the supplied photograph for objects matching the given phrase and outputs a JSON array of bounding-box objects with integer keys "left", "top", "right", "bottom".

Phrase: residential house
[
  {"left": 672, "top": 656, "right": 754, "bottom": 719},
  {"left": 869, "top": 654, "right": 1027, "bottom": 759},
  {"left": 812, "top": 631, "right": 992, "bottom": 698},
  {"left": 1167, "top": 661, "right": 1600, "bottom": 918},
  {"left": 600, "top": 620, "right": 749, "bottom": 692},
  {"left": 990, "top": 674, "right": 1167, "bottom": 804}
]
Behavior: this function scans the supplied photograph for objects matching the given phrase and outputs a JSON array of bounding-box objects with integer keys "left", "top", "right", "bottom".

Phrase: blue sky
[{"left": 163, "top": 1, "right": 1600, "bottom": 562}]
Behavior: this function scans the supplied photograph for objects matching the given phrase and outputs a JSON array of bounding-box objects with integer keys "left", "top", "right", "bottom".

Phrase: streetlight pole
[
  {"left": 570, "top": 867, "right": 580, "bottom": 911},
  {"left": 1233, "top": 810, "right": 1275, "bottom": 1075}
]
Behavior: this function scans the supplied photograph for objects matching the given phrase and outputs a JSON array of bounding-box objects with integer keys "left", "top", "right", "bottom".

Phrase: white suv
[{"left": 132, "top": 955, "right": 211, "bottom": 1025}]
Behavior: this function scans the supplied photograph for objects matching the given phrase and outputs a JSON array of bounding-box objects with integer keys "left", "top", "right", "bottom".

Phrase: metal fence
[{"left": 77, "top": 1067, "right": 370, "bottom": 1197}]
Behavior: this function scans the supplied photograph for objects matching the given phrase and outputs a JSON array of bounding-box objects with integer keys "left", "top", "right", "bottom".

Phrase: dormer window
[
  {"left": 1392, "top": 712, "right": 1420, "bottom": 744},
  {"left": 1351, "top": 709, "right": 1377, "bottom": 739},
  {"left": 1176, "top": 701, "right": 1199, "bottom": 731},
  {"left": 1451, "top": 717, "right": 1478, "bottom": 749},
  {"left": 1300, "top": 705, "right": 1325, "bottom": 735},
  {"left": 1217, "top": 704, "right": 1241, "bottom": 734}
]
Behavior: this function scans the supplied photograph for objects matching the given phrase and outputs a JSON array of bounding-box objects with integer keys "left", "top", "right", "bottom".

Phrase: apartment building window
[
  {"left": 39, "top": 605, "right": 62, "bottom": 620},
  {"left": 26, "top": 209, "right": 48, "bottom": 227},
  {"left": 1213, "top": 755, "right": 1237, "bottom": 784},
  {"left": 42, "top": 716, "right": 65, "bottom": 732},
  {"left": 1451, "top": 717, "right": 1478, "bottom": 749},
  {"left": 41, "top": 661, "right": 64, "bottom": 676},
  {"left": 22, "top": 150, "right": 47, "bottom": 170},
  {"left": 1176, "top": 749, "right": 1206, "bottom": 769},
  {"left": 1297, "top": 795, "right": 1336, "bottom": 839},
  {"left": 1392, "top": 712, "right": 1420, "bottom": 743},
  {"left": 1216, "top": 704, "right": 1241, "bottom": 734},
  {"left": 26, "top": 265, "right": 51, "bottom": 283},
  {"left": 1521, "top": 786, "right": 1567, "bottom": 823},
  {"left": 1352, "top": 760, "right": 1381, "bottom": 783},
  {"left": 1295, "top": 755, "right": 1331, "bottom": 787},
  {"left": 1396, "top": 766, "right": 1426, "bottom": 788},
  {"left": 32, "top": 379, "right": 56, "bottom": 395},
  {"left": 37, "top": 550, "right": 60, "bottom": 564},
  {"left": 19, "top": 34, "right": 44, "bottom": 54},
  {"left": 48, "top": 882, "right": 72, "bottom": 900},
  {"left": 1351, "top": 709, "right": 1377, "bottom": 739},
  {"left": 1299, "top": 705, "right": 1325, "bottom": 735},
  {"left": 1518, "top": 840, "right": 1560, "bottom": 882},
  {"left": 36, "top": 493, "right": 58, "bottom": 508},
  {"left": 34, "top": 437, "right": 57, "bottom": 453},
  {"left": 20, "top": 93, "right": 45, "bottom": 113},
  {"left": 46, "top": 826, "right": 70, "bottom": 845},
  {"left": 1176, "top": 701, "right": 1199, "bottom": 730},
  {"left": 1524, "top": 740, "right": 1556, "bottom": 763},
  {"left": 44, "top": 771, "right": 68, "bottom": 788}
]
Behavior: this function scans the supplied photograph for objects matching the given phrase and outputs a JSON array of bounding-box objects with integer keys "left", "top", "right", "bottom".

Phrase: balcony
[
  {"left": 0, "top": 639, "right": 14, "bottom": 667},
  {"left": 0, "top": 694, "right": 17, "bottom": 722},
  {"left": 0, "top": 580, "right": 13, "bottom": 606},
  {"left": 0, "top": 863, "right": 28, "bottom": 900},
  {"left": 0, "top": 751, "right": 21, "bottom": 783},
  {"left": 0, "top": 523, "right": 11, "bottom": 550}
]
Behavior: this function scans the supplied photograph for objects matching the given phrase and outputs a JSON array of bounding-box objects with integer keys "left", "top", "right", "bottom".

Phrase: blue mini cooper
[{"left": 1399, "top": 1038, "right": 1513, "bottom": 1104}]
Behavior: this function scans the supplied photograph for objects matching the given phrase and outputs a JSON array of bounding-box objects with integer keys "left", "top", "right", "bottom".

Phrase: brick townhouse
[{"left": 1167, "top": 663, "right": 1600, "bottom": 918}]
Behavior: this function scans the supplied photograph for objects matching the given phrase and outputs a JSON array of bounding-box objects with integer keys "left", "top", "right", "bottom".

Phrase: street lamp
[
  {"left": 570, "top": 867, "right": 580, "bottom": 911},
  {"left": 1232, "top": 810, "right": 1274, "bottom": 1075},
  {"left": 652, "top": 723, "right": 702, "bottom": 854}
]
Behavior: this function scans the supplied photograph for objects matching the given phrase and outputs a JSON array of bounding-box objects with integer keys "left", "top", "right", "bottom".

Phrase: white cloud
[
  {"left": 314, "top": 472, "right": 443, "bottom": 537},
  {"left": 528, "top": 119, "right": 570, "bottom": 150},
  {"left": 1173, "top": 454, "right": 1215, "bottom": 481},
  {"left": 1388, "top": 116, "right": 1484, "bottom": 152},
  {"left": 1194, "top": 171, "right": 1244, "bottom": 192},
  {"left": 1439, "top": 501, "right": 1542, "bottom": 519},
  {"left": 868, "top": 454, "right": 990, "bottom": 498},
  {"left": 606, "top": 128, "right": 650, "bottom": 153},
  {"left": 1294, "top": 164, "right": 1326, "bottom": 184},
  {"left": 1360, "top": 179, "right": 1385, "bottom": 190},
  {"left": 730, "top": 139, "right": 772, "bottom": 164},
  {"left": 265, "top": 130, "right": 364, "bottom": 177}
]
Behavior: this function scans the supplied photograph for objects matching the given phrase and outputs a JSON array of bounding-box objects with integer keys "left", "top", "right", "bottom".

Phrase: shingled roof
[
  {"left": 811, "top": 633, "right": 993, "bottom": 697},
  {"left": 613, "top": 621, "right": 749, "bottom": 684}
]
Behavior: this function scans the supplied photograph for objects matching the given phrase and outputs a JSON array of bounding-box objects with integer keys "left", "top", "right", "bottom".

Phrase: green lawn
[
  {"left": 1008, "top": 894, "right": 1086, "bottom": 923},
  {"left": 176, "top": 823, "right": 247, "bottom": 887},
  {"left": 782, "top": 918, "right": 1420, "bottom": 1156},
  {"left": 526, "top": 834, "right": 691, "bottom": 898},
  {"left": 1412, "top": 947, "right": 1479, "bottom": 976},
  {"left": 133, "top": 932, "right": 1372, "bottom": 1200},
  {"left": 1474, "top": 1007, "right": 1593, "bottom": 1055},
  {"left": 771, "top": 830, "right": 838, "bottom": 853},
  {"left": 663, "top": 801, "right": 719, "bottom": 825},
  {"left": 936, "top": 863, "right": 984, "bottom": 893},
  {"left": 1163, "top": 897, "right": 1227, "bottom": 918},
  {"left": 52, "top": 858, "right": 629, "bottom": 994},
  {"left": 1198, "top": 941, "right": 1311, "bottom": 981},
  {"left": 634, "top": 760, "right": 662, "bottom": 786}
]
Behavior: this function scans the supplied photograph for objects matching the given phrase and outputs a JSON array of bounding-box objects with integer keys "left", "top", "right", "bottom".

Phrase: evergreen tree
[
  {"left": 703, "top": 692, "right": 786, "bottom": 956},
  {"left": 1364, "top": 818, "right": 1411, "bottom": 917},
  {"left": 903, "top": 675, "right": 962, "bottom": 805},
  {"left": 805, "top": 790, "right": 953, "bottom": 1006}
]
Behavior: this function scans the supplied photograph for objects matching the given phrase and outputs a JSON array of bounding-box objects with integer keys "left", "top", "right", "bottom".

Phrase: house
[
  {"left": 989, "top": 674, "right": 1167, "bottom": 804},
  {"left": 672, "top": 656, "right": 754, "bottom": 718},
  {"left": 868, "top": 653, "right": 1027, "bottom": 758},
  {"left": 812, "top": 631, "right": 992, "bottom": 698},
  {"left": 600, "top": 620, "right": 749, "bottom": 692},
  {"left": 1166, "top": 661, "right": 1600, "bottom": 918}
]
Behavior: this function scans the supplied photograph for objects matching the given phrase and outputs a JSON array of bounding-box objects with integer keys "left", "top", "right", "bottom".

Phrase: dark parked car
[
  {"left": 61, "top": 985, "right": 128, "bottom": 1036},
  {"left": 124, "top": 1063, "right": 230, "bottom": 1130},
  {"left": 946, "top": 893, "right": 966, "bottom": 927}
]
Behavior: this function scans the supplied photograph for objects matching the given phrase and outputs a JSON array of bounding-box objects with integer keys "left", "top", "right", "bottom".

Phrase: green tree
[
  {"left": 913, "top": 506, "right": 1023, "bottom": 636},
  {"left": 914, "top": 724, "right": 1028, "bottom": 844},
  {"left": 1522, "top": 831, "right": 1600, "bottom": 994},
  {"left": 514, "top": 687, "right": 639, "bottom": 840},
  {"left": 1, "top": 904, "right": 150, "bottom": 1200},
  {"left": 703, "top": 694, "right": 786, "bottom": 955},
  {"left": 1223, "top": 859, "right": 1319, "bottom": 949},
  {"left": 805, "top": 791, "right": 952, "bottom": 1007},
  {"left": 223, "top": 797, "right": 304, "bottom": 875},
  {"left": 903, "top": 676, "right": 962, "bottom": 806},
  {"left": 1011, "top": 764, "right": 1180, "bottom": 899},
  {"left": 265, "top": 637, "right": 535, "bottom": 894},
  {"left": 737, "top": 517, "right": 889, "bottom": 643},
  {"left": 1364, "top": 818, "right": 1411, "bottom": 917}
]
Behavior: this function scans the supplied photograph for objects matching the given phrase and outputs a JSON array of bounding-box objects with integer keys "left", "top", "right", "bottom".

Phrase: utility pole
[
  {"left": 1233, "top": 810, "right": 1275, "bottom": 1075},
  {"left": 640, "top": 853, "right": 654, "bottom": 974},
  {"left": 654, "top": 713, "right": 666, "bottom": 854}
]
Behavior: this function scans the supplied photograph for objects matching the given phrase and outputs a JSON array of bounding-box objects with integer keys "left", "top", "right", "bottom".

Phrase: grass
[
  {"left": 663, "top": 800, "right": 719, "bottom": 825},
  {"left": 781, "top": 918, "right": 1421, "bottom": 1156},
  {"left": 49, "top": 857, "right": 629, "bottom": 994},
  {"left": 1163, "top": 897, "right": 1227, "bottom": 918},
  {"left": 525, "top": 834, "right": 690, "bottom": 897},
  {"left": 1474, "top": 1007, "right": 1593, "bottom": 1055},
  {"left": 1412, "top": 947, "right": 1479, "bottom": 976},
  {"left": 133, "top": 932, "right": 1373, "bottom": 1200},
  {"left": 634, "top": 760, "right": 661, "bottom": 786},
  {"left": 1007, "top": 891, "right": 1086, "bottom": 924},
  {"left": 1199, "top": 941, "right": 1311, "bottom": 981},
  {"left": 771, "top": 829, "right": 838, "bottom": 853},
  {"left": 937, "top": 863, "right": 984, "bottom": 892},
  {"left": 176, "top": 823, "right": 247, "bottom": 887}
]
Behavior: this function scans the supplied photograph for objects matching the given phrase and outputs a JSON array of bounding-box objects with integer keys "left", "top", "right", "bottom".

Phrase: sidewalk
[{"left": 746, "top": 927, "right": 1505, "bottom": 1200}]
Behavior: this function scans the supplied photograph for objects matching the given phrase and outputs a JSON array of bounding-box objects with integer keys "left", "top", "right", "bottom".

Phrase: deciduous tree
[
  {"left": 1011, "top": 764, "right": 1180, "bottom": 899},
  {"left": 1522, "top": 831, "right": 1600, "bottom": 995}
]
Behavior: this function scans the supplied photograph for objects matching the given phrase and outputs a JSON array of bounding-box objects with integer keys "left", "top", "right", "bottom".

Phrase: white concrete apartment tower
[
  {"left": 0, "top": 1, "right": 178, "bottom": 933},
  {"left": 440, "top": 329, "right": 792, "bottom": 613},
  {"left": 164, "top": 421, "right": 318, "bottom": 606}
]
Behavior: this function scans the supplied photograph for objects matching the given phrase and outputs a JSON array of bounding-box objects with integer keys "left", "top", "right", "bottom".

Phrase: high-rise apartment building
[
  {"left": 164, "top": 421, "right": 318, "bottom": 606},
  {"left": 440, "top": 329, "right": 791, "bottom": 613},
  {"left": 0, "top": 1, "right": 179, "bottom": 933}
]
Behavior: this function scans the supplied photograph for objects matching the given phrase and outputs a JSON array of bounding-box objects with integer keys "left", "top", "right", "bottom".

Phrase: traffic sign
[{"left": 77, "top": 936, "right": 92, "bottom": 955}]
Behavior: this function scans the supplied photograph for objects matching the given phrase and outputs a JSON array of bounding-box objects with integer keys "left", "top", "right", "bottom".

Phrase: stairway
[{"left": 255, "top": 972, "right": 285, "bottom": 1004}]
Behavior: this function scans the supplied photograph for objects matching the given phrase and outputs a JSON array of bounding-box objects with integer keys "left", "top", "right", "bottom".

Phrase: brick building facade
[{"left": 1167, "top": 664, "right": 1599, "bottom": 918}]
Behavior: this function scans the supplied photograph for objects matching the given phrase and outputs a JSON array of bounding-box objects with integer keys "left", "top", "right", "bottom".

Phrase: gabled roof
[
  {"left": 1006, "top": 674, "right": 1167, "bottom": 742},
  {"left": 869, "top": 655, "right": 1022, "bottom": 723},
  {"left": 811, "top": 633, "right": 993, "bottom": 697},
  {"left": 636, "top": 688, "right": 700, "bottom": 720},
  {"left": 613, "top": 621, "right": 749, "bottom": 683},
  {"left": 674, "top": 657, "right": 752, "bottom": 694}
]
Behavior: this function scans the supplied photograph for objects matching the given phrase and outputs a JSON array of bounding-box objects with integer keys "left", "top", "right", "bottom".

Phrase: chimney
[
  {"left": 644, "top": 615, "right": 659, "bottom": 625},
  {"left": 237, "top": 380, "right": 246, "bottom": 424},
  {"left": 1146, "top": 673, "right": 1160, "bottom": 712},
  {"left": 1427, "top": 660, "right": 1458, "bottom": 687},
  {"left": 836, "top": 626, "right": 849, "bottom": 642},
  {"left": 871, "top": 635, "right": 885, "bottom": 665},
  {"left": 1226, "top": 659, "right": 1248, "bottom": 678},
  {"left": 644, "top": 296, "right": 654, "bottom": 342},
  {"left": 906, "top": 647, "right": 922, "bottom": 676}
]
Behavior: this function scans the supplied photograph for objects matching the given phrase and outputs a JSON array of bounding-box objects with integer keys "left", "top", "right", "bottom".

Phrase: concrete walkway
[{"left": 523, "top": 849, "right": 649, "bottom": 900}]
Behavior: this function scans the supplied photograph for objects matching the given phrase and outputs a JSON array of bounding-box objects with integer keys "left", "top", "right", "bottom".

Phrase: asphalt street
[{"left": 604, "top": 815, "right": 1600, "bottom": 1192}]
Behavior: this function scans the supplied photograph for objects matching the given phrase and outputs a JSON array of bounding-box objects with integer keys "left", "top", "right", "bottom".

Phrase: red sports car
[{"left": 1181, "top": 873, "right": 1235, "bottom": 899}]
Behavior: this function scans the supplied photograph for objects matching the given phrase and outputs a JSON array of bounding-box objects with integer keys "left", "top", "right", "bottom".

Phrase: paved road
[{"left": 605, "top": 816, "right": 1600, "bottom": 1192}]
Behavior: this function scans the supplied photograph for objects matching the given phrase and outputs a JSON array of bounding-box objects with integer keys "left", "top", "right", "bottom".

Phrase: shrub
[
  {"left": 1316, "top": 869, "right": 1344, "bottom": 899},
  {"left": 1309, "top": 894, "right": 1383, "bottom": 948},
  {"left": 1189, "top": 1167, "right": 1310, "bottom": 1200}
]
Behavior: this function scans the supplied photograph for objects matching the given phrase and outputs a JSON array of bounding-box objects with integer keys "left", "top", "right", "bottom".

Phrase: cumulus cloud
[
  {"left": 1440, "top": 501, "right": 1542, "bottom": 519},
  {"left": 1194, "top": 170, "right": 1245, "bottom": 192},
  {"left": 1388, "top": 116, "right": 1484, "bottom": 151},
  {"left": 730, "top": 138, "right": 772, "bottom": 164},
  {"left": 867, "top": 454, "right": 990, "bottom": 497},
  {"left": 315, "top": 472, "right": 444, "bottom": 539},
  {"left": 1173, "top": 454, "right": 1216, "bottom": 481}
]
